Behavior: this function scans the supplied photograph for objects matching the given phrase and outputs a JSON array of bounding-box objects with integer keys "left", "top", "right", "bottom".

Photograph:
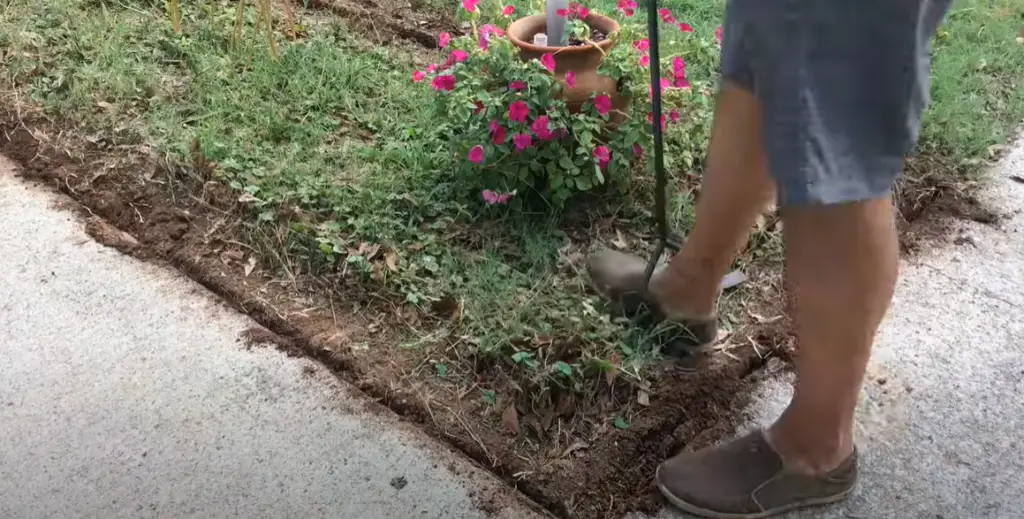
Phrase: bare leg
[
  {"left": 649, "top": 81, "right": 775, "bottom": 319},
  {"left": 767, "top": 196, "right": 899, "bottom": 474}
]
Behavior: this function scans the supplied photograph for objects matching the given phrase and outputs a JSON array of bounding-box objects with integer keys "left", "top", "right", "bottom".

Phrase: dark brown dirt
[
  {"left": 301, "top": 0, "right": 459, "bottom": 48},
  {"left": 0, "top": 104, "right": 992, "bottom": 519}
]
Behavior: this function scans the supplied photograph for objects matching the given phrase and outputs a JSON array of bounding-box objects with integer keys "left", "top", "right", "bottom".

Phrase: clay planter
[{"left": 507, "top": 14, "right": 630, "bottom": 124}]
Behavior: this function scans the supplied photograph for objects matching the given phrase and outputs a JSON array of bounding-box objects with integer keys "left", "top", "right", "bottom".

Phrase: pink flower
[
  {"left": 508, "top": 100, "right": 529, "bottom": 123},
  {"left": 431, "top": 75, "right": 455, "bottom": 92},
  {"left": 565, "top": 70, "right": 576, "bottom": 88},
  {"left": 677, "top": 22, "right": 693, "bottom": 33},
  {"left": 573, "top": 4, "right": 590, "bottom": 18},
  {"left": 438, "top": 32, "right": 451, "bottom": 48},
  {"left": 647, "top": 112, "right": 667, "bottom": 130},
  {"left": 530, "top": 116, "right": 552, "bottom": 140},
  {"left": 473, "top": 101, "right": 486, "bottom": 115},
  {"left": 426, "top": 64, "right": 438, "bottom": 74},
  {"left": 633, "top": 143, "right": 643, "bottom": 157},
  {"left": 633, "top": 39, "right": 649, "bottom": 52},
  {"left": 482, "top": 190, "right": 513, "bottom": 205},
  {"left": 593, "top": 94, "right": 612, "bottom": 116},
  {"left": 412, "top": 70, "right": 425, "bottom": 83},
  {"left": 639, "top": 55, "right": 649, "bottom": 67},
  {"left": 512, "top": 133, "right": 533, "bottom": 151},
  {"left": 468, "top": 145, "right": 484, "bottom": 164},
  {"left": 461, "top": 0, "right": 478, "bottom": 12},
  {"left": 593, "top": 146, "right": 611, "bottom": 168},
  {"left": 501, "top": 5, "right": 515, "bottom": 16},
  {"left": 669, "top": 109, "right": 680, "bottom": 123},
  {"left": 672, "top": 56, "right": 686, "bottom": 74},
  {"left": 491, "top": 125, "right": 507, "bottom": 145},
  {"left": 452, "top": 50, "right": 468, "bottom": 63},
  {"left": 671, "top": 58, "right": 690, "bottom": 88},
  {"left": 556, "top": 8, "right": 568, "bottom": 17},
  {"left": 540, "top": 53, "right": 556, "bottom": 73},
  {"left": 509, "top": 80, "right": 526, "bottom": 91},
  {"left": 478, "top": 24, "right": 504, "bottom": 51},
  {"left": 616, "top": 0, "right": 636, "bottom": 17},
  {"left": 649, "top": 78, "right": 671, "bottom": 98},
  {"left": 658, "top": 8, "right": 675, "bottom": 24},
  {"left": 715, "top": 26, "right": 723, "bottom": 44}
]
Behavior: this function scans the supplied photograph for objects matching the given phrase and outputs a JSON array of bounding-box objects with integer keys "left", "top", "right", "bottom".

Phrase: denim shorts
[{"left": 721, "top": 0, "right": 953, "bottom": 206}]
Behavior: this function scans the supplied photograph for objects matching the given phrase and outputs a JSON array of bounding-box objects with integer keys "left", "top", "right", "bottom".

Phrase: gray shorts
[{"left": 721, "top": 0, "right": 953, "bottom": 206}]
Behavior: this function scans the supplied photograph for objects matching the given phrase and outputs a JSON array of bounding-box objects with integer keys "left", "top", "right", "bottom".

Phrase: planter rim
[{"left": 506, "top": 13, "right": 619, "bottom": 54}]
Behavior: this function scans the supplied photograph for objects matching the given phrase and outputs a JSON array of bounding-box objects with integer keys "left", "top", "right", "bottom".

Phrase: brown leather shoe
[
  {"left": 587, "top": 249, "right": 717, "bottom": 354},
  {"left": 656, "top": 430, "right": 858, "bottom": 519}
]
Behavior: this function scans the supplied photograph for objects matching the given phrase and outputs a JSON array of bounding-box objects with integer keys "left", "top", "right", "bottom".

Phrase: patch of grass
[{"left": 1, "top": 0, "right": 1021, "bottom": 410}]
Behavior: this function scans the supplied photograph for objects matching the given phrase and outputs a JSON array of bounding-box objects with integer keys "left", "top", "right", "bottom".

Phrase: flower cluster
[{"left": 413, "top": 1, "right": 722, "bottom": 207}]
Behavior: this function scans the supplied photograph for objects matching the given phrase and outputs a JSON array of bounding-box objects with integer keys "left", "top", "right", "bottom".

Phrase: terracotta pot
[{"left": 507, "top": 14, "right": 630, "bottom": 123}]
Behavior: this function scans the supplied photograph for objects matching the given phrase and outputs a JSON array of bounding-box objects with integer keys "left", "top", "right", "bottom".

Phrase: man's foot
[
  {"left": 586, "top": 250, "right": 718, "bottom": 354},
  {"left": 656, "top": 430, "right": 858, "bottom": 519}
]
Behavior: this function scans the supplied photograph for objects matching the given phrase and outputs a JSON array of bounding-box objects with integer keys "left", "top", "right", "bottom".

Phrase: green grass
[{"left": 1, "top": 0, "right": 1021, "bottom": 407}]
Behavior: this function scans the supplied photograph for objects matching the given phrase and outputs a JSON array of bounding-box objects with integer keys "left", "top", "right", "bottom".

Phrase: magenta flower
[
  {"left": 438, "top": 32, "right": 451, "bottom": 48},
  {"left": 491, "top": 125, "right": 507, "bottom": 145},
  {"left": 540, "top": 53, "right": 556, "bottom": 73},
  {"left": 462, "top": 0, "right": 478, "bottom": 12},
  {"left": 508, "top": 100, "right": 529, "bottom": 123},
  {"left": 715, "top": 26, "right": 723, "bottom": 45},
  {"left": 482, "top": 190, "right": 513, "bottom": 205},
  {"left": 509, "top": 80, "right": 526, "bottom": 91},
  {"left": 530, "top": 116, "right": 553, "bottom": 140},
  {"left": 564, "top": 70, "right": 576, "bottom": 88},
  {"left": 633, "top": 143, "right": 643, "bottom": 157},
  {"left": 658, "top": 8, "right": 675, "bottom": 24},
  {"left": 648, "top": 78, "right": 671, "bottom": 98},
  {"left": 468, "top": 145, "right": 484, "bottom": 164},
  {"left": 513, "top": 133, "right": 533, "bottom": 151},
  {"left": 478, "top": 24, "right": 504, "bottom": 51},
  {"left": 593, "top": 95, "right": 612, "bottom": 116},
  {"left": 593, "top": 146, "right": 611, "bottom": 168},
  {"left": 426, "top": 64, "right": 438, "bottom": 73},
  {"left": 412, "top": 70, "right": 425, "bottom": 83},
  {"left": 501, "top": 5, "right": 515, "bottom": 16},
  {"left": 669, "top": 109, "right": 680, "bottom": 123},
  {"left": 574, "top": 4, "right": 590, "bottom": 18},
  {"left": 633, "top": 38, "right": 649, "bottom": 52},
  {"left": 647, "top": 112, "right": 667, "bottom": 130},
  {"left": 616, "top": 0, "right": 636, "bottom": 17},
  {"left": 431, "top": 75, "right": 455, "bottom": 92},
  {"left": 639, "top": 55, "right": 649, "bottom": 67},
  {"left": 677, "top": 22, "right": 693, "bottom": 33},
  {"left": 452, "top": 50, "right": 468, "bottom": 63}
]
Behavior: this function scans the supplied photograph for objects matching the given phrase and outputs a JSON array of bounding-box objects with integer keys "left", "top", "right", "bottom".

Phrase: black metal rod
[{"left": 643, "top": 0, "right": 667, "bottom": 283}]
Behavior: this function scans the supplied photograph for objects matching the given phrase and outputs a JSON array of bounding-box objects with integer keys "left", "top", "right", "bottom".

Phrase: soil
[
  {"left": 568, "top": 29, "right": 607, "bottom": 47},
  {"left": 300, "top": 0, "right": 459, "bottom": 48},
  {"left": 0, "top": 100, "right": 998, "bottom": 519}
]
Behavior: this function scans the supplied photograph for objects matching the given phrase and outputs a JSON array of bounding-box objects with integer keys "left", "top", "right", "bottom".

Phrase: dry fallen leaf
[
  {"left": 559, "top": 440, "right": 590, "bottom": 458},
  {"left": 244, "top": 256, "right": 257, "bottom": 277},
  {"left": 237, "top": 193, "right": 260, "bottom": 203},
  {"left": 611, "top": 229, "right": 629, "bottom": 250},
  {"left": 501, "top": 404, "right": 519, "bottom": 435},
  {"left": 637, "top": 389, "right": 650, "bottom": 407},
  {"left": 95, "top": 101, "right": 113, "bottom": 110},
  {"left": 220, "top": 250, "right": 244, "bottom": 265},
  {"left": 385, "top": 252, "right": 398, "bottom": 272}
]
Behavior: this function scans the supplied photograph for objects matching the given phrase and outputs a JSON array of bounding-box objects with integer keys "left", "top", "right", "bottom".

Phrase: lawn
[{"left": 1, "top": 0, "right": 1021, "bottom": 516}]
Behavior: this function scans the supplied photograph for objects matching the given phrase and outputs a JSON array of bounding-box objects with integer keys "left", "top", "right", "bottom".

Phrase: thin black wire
[{"left": 643, "top": 0, "right": 668, "bottom": 284}]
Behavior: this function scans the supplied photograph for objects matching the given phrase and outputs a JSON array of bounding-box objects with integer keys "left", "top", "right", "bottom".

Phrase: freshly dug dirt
[
  {"left": 301, "top": 0, "right": 459, "bottom": 48},
  {"left": 0, "top": 106, "right": 993, "bottom": 519}
]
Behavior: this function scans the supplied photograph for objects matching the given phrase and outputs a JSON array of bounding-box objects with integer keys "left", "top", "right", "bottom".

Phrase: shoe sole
[{"left": 655, "top": 466, "right": 855, "bottom": 519}]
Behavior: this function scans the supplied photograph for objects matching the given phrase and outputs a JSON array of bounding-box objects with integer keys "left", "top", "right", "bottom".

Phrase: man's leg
[{"left": 768, "top": 198, "right": 899, "bottom": 475}]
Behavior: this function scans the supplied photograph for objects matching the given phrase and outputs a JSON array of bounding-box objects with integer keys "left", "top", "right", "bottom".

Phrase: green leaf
[
  {"left": 613, "top": 416, "right": 629, "bottom": 430},
  {"left": 480, "top": 389, "right": 497, "bottom": 405},
  {"left": 558, "top": 156, "right": 574, "bottom": 170},
  {"left": 511, "top": 351, "right": 532, "bottom": 364},
  {"left": 433, "top": 362, "right": 448, "bottom": 378},
  {"left": 551, "top": 361, "right": 573, "bottom": 377}
]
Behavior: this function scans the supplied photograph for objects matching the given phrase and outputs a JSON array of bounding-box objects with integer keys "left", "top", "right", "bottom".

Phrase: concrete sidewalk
[
  {"left": 646, "top": 137, "right": 1024, "bottom": 519},
  {"left": 0, "top": 156, "right": 545, "bottom": 519}
]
